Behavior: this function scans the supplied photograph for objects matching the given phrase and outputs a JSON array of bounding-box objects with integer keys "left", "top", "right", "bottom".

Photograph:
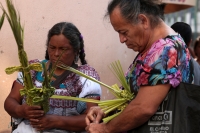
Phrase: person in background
[
  {"left": 4, "top": 22, "right": 101, "bottom": 133},
  {"left": 171, "top": 22, "right": 196, "bottom": 58},
  {"left": 171, "top": 22, "right": 200, "bottom": 85},
  {"left": 194, "top": 36, "right": 200, "bottom": 65},
  {"left": 85, "top": 0, "right": 193, "bottom": 132}
]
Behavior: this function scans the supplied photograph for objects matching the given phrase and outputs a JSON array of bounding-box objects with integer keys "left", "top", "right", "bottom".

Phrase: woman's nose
[{"left": 54, "top": 49, "right": 60, "bottom": 56}]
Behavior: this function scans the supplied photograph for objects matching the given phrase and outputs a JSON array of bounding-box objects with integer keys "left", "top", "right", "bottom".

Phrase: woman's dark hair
[
  {"left": 45, "top": 22, "right": 87, "bottom": 65},
  {"left": 105, "top": 0, "right": 164, "bottom": 28}
]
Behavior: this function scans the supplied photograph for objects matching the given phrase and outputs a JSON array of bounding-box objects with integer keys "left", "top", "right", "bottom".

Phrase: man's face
[{"left": 109, "top": 7, "right": 150, "bottom": 53}]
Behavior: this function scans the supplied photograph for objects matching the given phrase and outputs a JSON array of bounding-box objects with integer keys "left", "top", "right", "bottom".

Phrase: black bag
[{"left": 129, "top": 82, "right": 200, "bottom": 133}]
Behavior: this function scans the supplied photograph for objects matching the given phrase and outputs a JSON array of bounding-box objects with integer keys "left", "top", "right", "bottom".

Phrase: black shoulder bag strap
[
  {"left": 129, "top": 53, "right": 141, "bottom": 95},
  {"left": 50, "top": 63, "right": 78, "bottom": 87}
]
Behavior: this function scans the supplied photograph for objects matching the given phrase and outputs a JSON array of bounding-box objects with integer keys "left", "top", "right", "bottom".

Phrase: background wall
[{"left": 0, "top": 0, "right": 137, "bottom": 132}]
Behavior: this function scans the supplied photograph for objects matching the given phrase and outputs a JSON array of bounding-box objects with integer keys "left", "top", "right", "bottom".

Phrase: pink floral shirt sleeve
[{"left": 125, "top": 35, "right": 193, "bottom": 94}]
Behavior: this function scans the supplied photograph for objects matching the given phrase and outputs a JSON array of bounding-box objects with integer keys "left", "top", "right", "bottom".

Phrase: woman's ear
[{"left": 138, "top": 14, "right": 149, "bottom": 30}]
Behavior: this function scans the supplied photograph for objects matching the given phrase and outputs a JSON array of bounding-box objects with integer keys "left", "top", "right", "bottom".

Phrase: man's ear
[{"left": 138, "top": 14, "right": 149, "bottom": 30}]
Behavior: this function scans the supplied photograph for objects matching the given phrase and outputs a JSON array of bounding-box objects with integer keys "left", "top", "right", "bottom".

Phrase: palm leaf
[
  {"left": 1, "top": 0, "right": 54, "bottom": 115},
  {"left": 1, "top": 0, "right": 35, "bottom": 104},
  {"left": 57, "top": 64, "right": 122, "bottom": 96},
  {"left": 51, "top": 95, "right": 127, "bottom": 123},
  {"left": 54, "top": 61, "right": 135, "bottom": 123},
  {"left": 0, "top": 12, "right": 5, "bottom": 30},
  {"left": 109, "top": 60, "right": 131, "bottom": 93},
  {"left": 51, "top": 95, "right": 100, "bottom": 103}
]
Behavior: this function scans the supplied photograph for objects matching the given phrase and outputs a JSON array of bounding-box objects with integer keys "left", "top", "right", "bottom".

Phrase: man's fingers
[
  {"left": 86, "top": 106, "right": 105, "bottom": 125},
  {"left": 95, "top": 111, "right": 105, "bottom": 123},
  {"left": 86, "top": 113, "right": 96, "bottom": 125}
]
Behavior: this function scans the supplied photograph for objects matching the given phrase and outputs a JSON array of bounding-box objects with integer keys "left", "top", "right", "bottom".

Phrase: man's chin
[{"left": 128, "top": 46, "right": 139, "bottom": 52}]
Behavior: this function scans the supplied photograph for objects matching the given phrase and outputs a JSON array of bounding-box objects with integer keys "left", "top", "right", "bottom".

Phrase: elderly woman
[
  {"left": 85, "top": 0, "right": 193, "bottom": 133},
  {"left": 4, "top": 22, "right": 101, "bottom": 133}
]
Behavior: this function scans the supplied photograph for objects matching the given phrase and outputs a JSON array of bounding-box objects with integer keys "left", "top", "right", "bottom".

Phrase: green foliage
[
  {"left": 1, "top": 0, "right": 55, "bottom": 114},
  {"left": 0, "top": 0, "right": 24, "bottom": 48}
]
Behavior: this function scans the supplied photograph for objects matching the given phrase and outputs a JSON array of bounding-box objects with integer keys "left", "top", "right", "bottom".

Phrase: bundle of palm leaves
[
  {"left": 51, "top": 60, "right": 135, "bottom": 123},
  {"left": 1, "top": 0, "right": 55, "bottom": 113}
]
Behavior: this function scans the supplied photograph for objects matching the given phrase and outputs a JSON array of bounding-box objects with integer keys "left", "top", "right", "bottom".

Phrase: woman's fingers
[
  {"left": 31, "top": 123, "right": 43, "bottom": 131},
  {"left": 22, "top": 105, "right": 44, "bottom": 119}
]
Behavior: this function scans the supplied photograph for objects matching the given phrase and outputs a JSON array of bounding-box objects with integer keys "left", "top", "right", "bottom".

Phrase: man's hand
[
  {"left": 85, "top": 106, "right": 105, "bottom": 125},
  {"left": 86, "top": 123, "right": 109, "bottom": 133}
]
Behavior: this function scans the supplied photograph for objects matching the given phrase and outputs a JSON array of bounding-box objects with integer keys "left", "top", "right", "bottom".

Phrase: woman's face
[
  {"left": 110, "top": 7, "right": 150, "bottom": 52},
  {"left": 47, "top": 34, "right": 76, "bottom": 66}
]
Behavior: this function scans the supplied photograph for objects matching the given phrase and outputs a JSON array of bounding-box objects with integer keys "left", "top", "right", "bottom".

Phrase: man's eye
[{"left": 122, "top": 32, "right": 127, "bottom": 35}]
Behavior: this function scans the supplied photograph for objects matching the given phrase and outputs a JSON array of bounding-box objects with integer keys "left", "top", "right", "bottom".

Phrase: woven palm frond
[
  {"left": 1, "top": 0, "right": 54, "bottom": 114},
  {"left": 52, "top": 61, "right": 135, "bottom": 123}
]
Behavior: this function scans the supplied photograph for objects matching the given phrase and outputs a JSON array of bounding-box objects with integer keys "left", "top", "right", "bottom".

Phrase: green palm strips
[
  {"left": 0, "top": 12, "right": 5, "bottom": 30},
  {"left": 1, "top": 0, "right": 55, "bottom": 113},
  {"left": 51, "top": 61, "right": 134, "bottom": 123}
]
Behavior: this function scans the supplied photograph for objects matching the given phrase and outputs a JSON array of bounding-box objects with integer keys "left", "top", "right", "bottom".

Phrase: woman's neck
[{"left": 47, "top": 61, "right": 65, "bottom": 76}]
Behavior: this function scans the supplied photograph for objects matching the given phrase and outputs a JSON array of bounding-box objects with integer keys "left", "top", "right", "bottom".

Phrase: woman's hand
[
  {"left": 19, "top": 104, "right": 44, "bottom": 120},
  {"left": 30, "top": 114, "right": 56, "bottom": 131},
  {"left": 4, "top": 81, "right": 44, "bottom": 120},
  {"left": 85, "top": 106, "right": 105, "bottom": 125}
]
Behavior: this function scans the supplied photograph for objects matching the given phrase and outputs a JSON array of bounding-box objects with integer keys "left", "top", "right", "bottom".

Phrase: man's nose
[{"left": 119, "top": 34, "right": 127, "bottom": 43}]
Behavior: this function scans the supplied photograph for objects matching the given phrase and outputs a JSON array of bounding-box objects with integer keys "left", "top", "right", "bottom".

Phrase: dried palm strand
[
  {"left": 0, "top": 12, "right": 5, "bottom": 30},
  {"left": 109, "top": 60, "right": 131, "bottom": 93},
  {"left": 51, "top": 61, "right": 134, "bottom": 123},
  {"left": 1, "top": 0, "right": 54, "bottom": 113},
  {"left": 57, "top": 63, "right": 134, "bottom": 100}
]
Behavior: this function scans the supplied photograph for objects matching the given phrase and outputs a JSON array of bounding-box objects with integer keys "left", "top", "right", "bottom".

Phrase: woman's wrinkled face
[
  {"left": 110, "top": 7, "right": 150, "bottom": 52},
  {"left": 48, "top": 34, "right": 76, "bottom": 66}
]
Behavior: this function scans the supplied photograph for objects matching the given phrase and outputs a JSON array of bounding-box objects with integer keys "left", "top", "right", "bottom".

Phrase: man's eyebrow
[
  {"left": 118, "top": 30, "right": 126, "bottom": 33},
  {"left": 117, "top": 30, "right": 122, "bottom": 33}
]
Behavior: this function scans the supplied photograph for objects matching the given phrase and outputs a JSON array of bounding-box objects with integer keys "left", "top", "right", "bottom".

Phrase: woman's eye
[
  {"left": 49, "top": 46, "right": 55, "bottom": 49},
  {"left": 62, "top": 48, "right": 67, "bottom": 50},
  {"left": 60, "top": 48, "right": 70, "bottom": 52}
]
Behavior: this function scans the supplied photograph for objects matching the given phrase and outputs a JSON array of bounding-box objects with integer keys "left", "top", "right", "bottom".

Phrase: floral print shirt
[{"left": 125, "top": 35, "right": 193, "bottom": 94}]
